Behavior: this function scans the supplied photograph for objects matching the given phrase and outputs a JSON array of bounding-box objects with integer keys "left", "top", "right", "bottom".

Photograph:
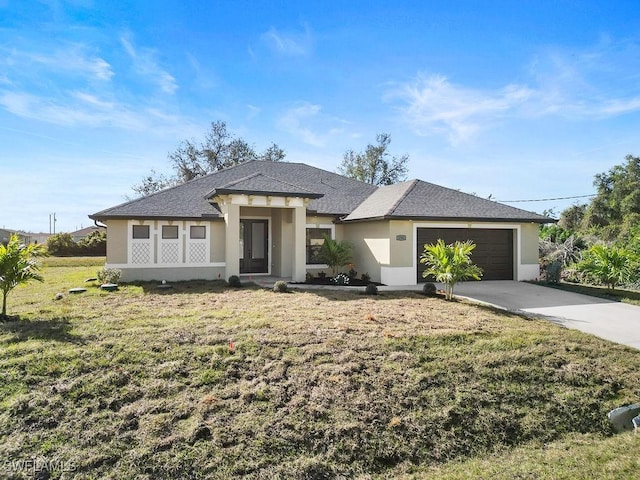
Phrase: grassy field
[{"left": 1, "top": 258, "right": 639, "bottom": 479}]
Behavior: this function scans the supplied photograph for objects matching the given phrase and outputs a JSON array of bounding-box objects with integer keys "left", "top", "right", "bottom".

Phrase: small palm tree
[
  {"left": 0, "top": 235, "right": 46, "bottom": 319},
  {"left": 420, "top": 239, "right": 483, "bottom": 300},
  {"left": 576, "top": 244, "right": 637, "bottom": 290},
  {"left": 318, "top": 234, "right": 352, "bottom": 276}
]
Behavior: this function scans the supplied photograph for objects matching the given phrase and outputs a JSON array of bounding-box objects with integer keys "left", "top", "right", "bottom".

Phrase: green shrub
[
  {"left": 273, "top": 281, "right": 288, "bottom": 293},
  {"left": 97, "top": 268, "right": 121, "bottom": 284},
  {"left": 361, "top": 272, "right": 371, "bottom": 283},
  {"left": 228, "top": 275, "right": 241, "bottom": 288},
  {"left": 364, "top": 283, "right": 378, "bottom": 295},
  {"left": 422, "top": 282, "right": 437, "bottom": 296},
  {"left": 305, "top": 272, "right": 313, "bottom": 282},
  {"left": 46, "top": 233, "right": 78, "bottom": 256}
]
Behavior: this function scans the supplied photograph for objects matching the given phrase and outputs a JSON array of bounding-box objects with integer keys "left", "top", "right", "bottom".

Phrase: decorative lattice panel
[
  {"left": 161, "top": 242, "right": 180, "bottom": 264},
  {"left": 189, "top": 242, "right": 207, "bottom": 264},
  {"left": 131, "top": 243, "right": 151, "bottom": 264}
]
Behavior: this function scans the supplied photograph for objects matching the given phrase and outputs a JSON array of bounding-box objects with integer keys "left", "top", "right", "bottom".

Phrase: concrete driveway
[{"left": 454, "top": 281, "right": 640, "bottom": 350}]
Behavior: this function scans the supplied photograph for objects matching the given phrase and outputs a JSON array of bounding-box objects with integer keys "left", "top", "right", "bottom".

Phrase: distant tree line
[{"left": 539, "top": 154, "right": 640, "bottom": 289}]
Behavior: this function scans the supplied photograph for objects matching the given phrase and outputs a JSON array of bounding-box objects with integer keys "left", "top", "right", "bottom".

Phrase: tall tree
[
  {"left": 581, "top": 155, "right": 640, "bottom": 232},
  {"left": 339, "top": 133, "right": 409, "bottom": 185},
  {"left": 132, "top": 121, "right": 286, "bottom": 197}
]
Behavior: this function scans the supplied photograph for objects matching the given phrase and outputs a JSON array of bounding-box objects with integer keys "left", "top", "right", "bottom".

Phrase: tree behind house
[
  {"left": 132, "top": 121, "right": 286, "bottom": 197},
  {"left": 339, "top": 133, "right": 409, "bottom": 185}
]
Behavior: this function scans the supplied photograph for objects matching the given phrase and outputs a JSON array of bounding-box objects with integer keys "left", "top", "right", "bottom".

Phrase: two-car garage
[{"left": 416, "top": 227, "right": 514, "bottom": 282}]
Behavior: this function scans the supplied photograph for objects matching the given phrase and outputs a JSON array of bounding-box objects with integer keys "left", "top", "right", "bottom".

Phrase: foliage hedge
[{"left": 46, "top": 231, "right": 106, "bottom": 256}]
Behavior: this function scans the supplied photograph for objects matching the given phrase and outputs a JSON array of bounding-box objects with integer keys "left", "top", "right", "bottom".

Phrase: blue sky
[{"left": 1, "top": 1, "right": 639, "bottom": 233}]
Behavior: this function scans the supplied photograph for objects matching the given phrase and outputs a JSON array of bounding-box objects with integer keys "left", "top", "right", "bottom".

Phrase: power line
[{"left": 498, "top": 194, "right": 596, "bottom": 203}]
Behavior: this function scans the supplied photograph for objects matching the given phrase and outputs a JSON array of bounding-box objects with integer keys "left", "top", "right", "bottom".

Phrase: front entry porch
[{"left": 215, "top": 193, "right": 311, "bottom": 282}]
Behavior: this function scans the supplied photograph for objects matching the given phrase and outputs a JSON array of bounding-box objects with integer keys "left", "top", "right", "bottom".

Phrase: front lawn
[{"left": 1, "top": 259, "right": 639, "bottom": 479}]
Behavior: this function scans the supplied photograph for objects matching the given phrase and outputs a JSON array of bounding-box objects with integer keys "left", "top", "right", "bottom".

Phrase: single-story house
[
  {"left": 89, "top": 161, "right": 550, "bottom": 285},
  {"left": 0, "top": 228, "right": 31, "bottom": 246},
  {"left": 70, "top": 225, "right": 106, "bottom": 242}
]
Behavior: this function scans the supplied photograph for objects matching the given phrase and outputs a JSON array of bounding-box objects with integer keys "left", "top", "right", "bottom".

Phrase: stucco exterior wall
[
  {"left": 520, "top": 223, "right": 540, "bottom": 265},
  {"left": 106, "top": 219, "right": 128, "bottom": 264},
  {"left": 210, "top": 221, "right": 225, "bottom": 263},
  {"left": 118, "top": 266, "right": 226, "bottom": 282},
  {"left": 342, "top": 221, "right": 390, "bottom": 283}
]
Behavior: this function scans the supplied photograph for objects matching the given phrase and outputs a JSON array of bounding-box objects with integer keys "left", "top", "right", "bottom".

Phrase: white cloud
[
  {"left": 120, "top": 34, "right": 177, "bottom": 94},
  {"left": 1, "top": 43, "right": 113, "bottom": 82},
  {"left": 278, "top": 102, "right": 347, "bottom": 147},
  {"left": 261, "top": 24, "right": 313, "bottom": 56},
  {"left": 387, "top": 74, "right": 533, "bottom": 143},
  {"left": 389, "top": 39, "right": 640, "bottom": 144}
]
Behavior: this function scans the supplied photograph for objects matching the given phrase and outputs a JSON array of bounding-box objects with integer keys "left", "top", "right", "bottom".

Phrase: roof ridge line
[{"left": 387, "top": 179, "right": 419, "bottom": 216}]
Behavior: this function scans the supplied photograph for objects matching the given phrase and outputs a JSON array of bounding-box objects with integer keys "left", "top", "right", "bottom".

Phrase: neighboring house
[
  {"left": 70, "top": 226, "right": 106, "bottom": 242},
  {"left": 89, "top": 161, "right": 550, "bottom": 285},
  {"left": 0, "top": 228, "right": 31, "bottom": 245}
]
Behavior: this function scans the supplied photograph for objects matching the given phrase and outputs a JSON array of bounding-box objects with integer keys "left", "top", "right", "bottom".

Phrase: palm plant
[
  {"left": 576, "top": 244, "right": 637, "bottom": 290},
  {"left": 420, "top": 239, "right": 483, "bottom": 300},
  {"left": 318, "top": 234, "right": 352, "bottom": 276},
  {"left": 0, "top": 234, "right": 46, "bottom": 319}
]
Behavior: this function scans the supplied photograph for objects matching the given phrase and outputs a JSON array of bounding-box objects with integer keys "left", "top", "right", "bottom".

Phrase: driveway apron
[{"left": 453, "top": 281, "right": 640, "bottom": 350}]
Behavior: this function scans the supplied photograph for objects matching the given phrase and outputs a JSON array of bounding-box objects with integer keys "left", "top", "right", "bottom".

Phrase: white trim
[
  {"left": 518, "top": 264, "right": 539, "bottom": 281},
  {"left": 240, "top": 216, "right": 272, "bottom": 276},
  {"left": 412, "top": 222, "right": 523, "bottom": 285},
  {"left": 127, "top": 220, "right": 215, "bottom": 268},
  {"left": 106, "top": 262, "right": 227, "bottom": 269},
  {"left": 381, "top": 267, "right": 414, "bottom": 286}
]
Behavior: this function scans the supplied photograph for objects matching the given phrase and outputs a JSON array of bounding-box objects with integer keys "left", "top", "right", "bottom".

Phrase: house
[
  {"left": 89, "top": 161, "right": 550, "bottom": 285},
  {"left": 0, "top": 228, "right": 31, "bottom": 246},
  {"left": 70, "top": 226, "right": 106, "bottom": 243}
]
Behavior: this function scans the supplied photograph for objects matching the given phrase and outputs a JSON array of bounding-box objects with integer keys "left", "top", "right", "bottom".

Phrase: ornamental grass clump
[
  {"left": 96, "top": 268, "right": 121, "bottom": 285},
  {"left": 273, "top": 280, "right": 288, "bottom": 293}
]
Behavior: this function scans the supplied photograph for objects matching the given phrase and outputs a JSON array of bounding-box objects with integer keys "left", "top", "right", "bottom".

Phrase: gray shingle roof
[
  {"left": 90, "top": 161, "right": 550, "bottom": 224},
  {"left": 208, "top": 172, "right": 323, "bottom": 198},
  {"left": 342, "top": 180, "right": 550, "bottom": 223},
  {"left": 90, "top": 161, "right": 377, "bottom": 220}
]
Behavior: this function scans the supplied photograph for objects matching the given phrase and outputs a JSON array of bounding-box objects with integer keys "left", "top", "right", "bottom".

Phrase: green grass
[
  {"left": 1, "top": 261, "right": 640, "bottom": 479},
  {"left": 542, "top": 281, "right": 640, "bottom": 306}
]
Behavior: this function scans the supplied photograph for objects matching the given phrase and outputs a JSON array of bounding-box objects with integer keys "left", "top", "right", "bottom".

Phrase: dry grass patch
[{"left": 1, "top": 262, "right": 640, "bottom": 478}]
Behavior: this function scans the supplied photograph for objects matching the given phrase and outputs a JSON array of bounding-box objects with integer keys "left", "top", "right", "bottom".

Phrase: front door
[{"left": 239, "top": 219, "right": 268, "bottom": 274}]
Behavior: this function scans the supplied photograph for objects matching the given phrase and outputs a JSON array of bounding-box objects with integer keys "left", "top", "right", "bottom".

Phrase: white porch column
[
  {"left": 292, "top": 205, "right": 306, "bottom": 282},
  {"left": 224, "top": 203, "right": 240, "bottom": 278}
]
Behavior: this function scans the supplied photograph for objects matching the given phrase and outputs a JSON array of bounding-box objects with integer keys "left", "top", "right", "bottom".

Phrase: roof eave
[
  {"left": 341, "top": 214, "right": 555, "bottom": 224},
  {"left": 208, "top": 188, "right": 324, "bottom": 199}
]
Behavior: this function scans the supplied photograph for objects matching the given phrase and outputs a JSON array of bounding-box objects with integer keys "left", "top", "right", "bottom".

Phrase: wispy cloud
[
  {"left": 120, "top": 33, "right": 178, "bottom": 94},
  {"left": 278, "top": 102, "right": 347, "bottom": 147},
  {"left": 386, "top": 74, "right": 533, "bottom": 143},
  {"left": 261, "top": 24, "right": 313, "bottom": 56},
  {"left": 388, "top": 38, "right": 640, "bottom": 144},
  {"left": 0, "top": 43, "right": 113, "bottom": 82}
]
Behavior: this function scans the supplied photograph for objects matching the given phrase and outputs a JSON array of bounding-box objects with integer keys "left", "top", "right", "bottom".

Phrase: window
[
  {"left": 190, "top": 225, "right": 206, "bottom": 239},
  {"left": 306, "top": 228, "right": 332, "bottom": 264},
  {"left": 132, "top": 225, "right": 150, "bottom": 239},
  {"left": 162, "top": 225, "right": 179, "bottom": 239}
]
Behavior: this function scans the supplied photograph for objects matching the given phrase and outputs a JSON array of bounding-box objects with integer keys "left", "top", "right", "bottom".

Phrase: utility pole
[{"left": 49, "top": 213, "right": 57, "bottom": 234}]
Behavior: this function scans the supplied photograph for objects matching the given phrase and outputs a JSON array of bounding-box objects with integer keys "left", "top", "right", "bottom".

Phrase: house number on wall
[{"left": 396, "top": 235, "right": 406, "bottom": 241}]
